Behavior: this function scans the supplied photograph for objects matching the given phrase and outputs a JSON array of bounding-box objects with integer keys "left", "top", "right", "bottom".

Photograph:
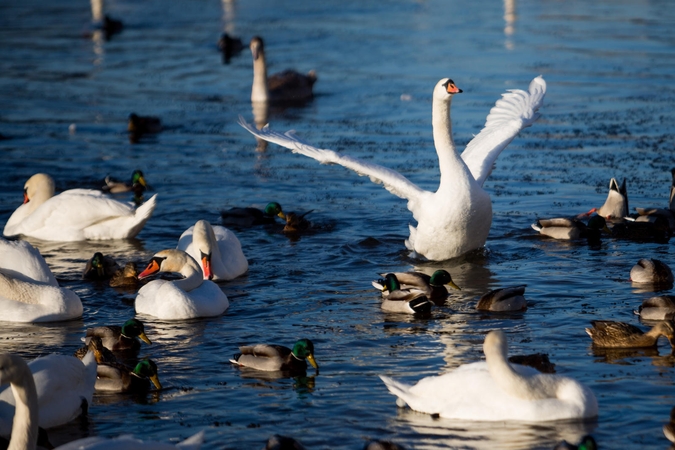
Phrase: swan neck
[
  {"left": 8, "top": 360, "right": 39, "bottom": 450},
  {"left": 432, "top": 96, "right": 463, "bottom": 185},
  {"left": 173, "top": 257, "right": 204, "bottom": 292},
  {"left": 251, "top": 53, "right": 269, "bottom": 102}
]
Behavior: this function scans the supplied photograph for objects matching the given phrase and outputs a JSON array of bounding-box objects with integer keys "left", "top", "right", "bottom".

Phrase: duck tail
[
  {"left": 531, "top": 220, "right": 543, "bottom": 232},
  {"left": 229, "top": 353, "right": 242, "bottom": 365},
  {"left": 409, "top": 296, "right": 432, "bottom": 314}
]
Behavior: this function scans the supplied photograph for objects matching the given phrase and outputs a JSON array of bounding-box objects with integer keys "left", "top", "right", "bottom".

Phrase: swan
[
  {"left": 239, "top": 76, "right": 546, "bottom": 261},
  {"left": 3, "top": 173, "right": 157, "bottom": 241},
  {"left": 176, "top": 220, "right": 248, "bottom": 281},
  {"left": 629, "top": 258, "right": 674, "bottom": 284},
  {"left": 249, "top": 36, "right": 317, "bottom": 103},
  {"left": 0, "top": 238, "right": 82, "bottom": 323},
  {"left": 229, "top": 339, "right": 319, "bottom": 374},
  {"left": 0, "top": 353, "right": 204, "bottom": 450},
  {"left": 372, "top": 269, "right": 460, "bottom": 302},
  {"left": 476, "top": 285, "right": 527, "bottom": 312},
  {"left": 135, "top": 249, "right": 230, "bottom": 320},
  {"left": 0, "top": 350, "right": 96, "bottom": 437},
  {"left": 379, "top": 330, "right": 598, "bottom": 421}
]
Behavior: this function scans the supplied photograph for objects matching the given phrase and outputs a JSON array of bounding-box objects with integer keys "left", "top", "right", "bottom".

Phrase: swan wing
[
  {"left": 53, "top": 430, "right": 204, "bottom": 450},
  {"left": 0, "top": 238, "right": 58, "bottom": 285},
  {"left": 461, "top": 76, "right": 546, "bottom": 187},
  {"left": 239, "top": 117, "right": 427, "bottom": 216}
]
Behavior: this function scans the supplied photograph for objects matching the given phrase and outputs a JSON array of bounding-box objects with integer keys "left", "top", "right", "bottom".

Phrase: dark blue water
[{"left": 1, "top": 0, "right": 675, "bottom": 448}]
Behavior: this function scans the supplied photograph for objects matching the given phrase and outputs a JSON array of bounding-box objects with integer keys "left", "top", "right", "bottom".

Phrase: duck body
[
  {"left": 531, "top": 216, "right": 608, "bottom": 241},
  {"left": 176, "top": 220, "right": 248, "bottom": 281},
  {"left": 240, "top": 76, "right": 546, "bottom": 261},
  {"left": 230, "top": 339, "right": 318, "bottom": 373},
  {"left": 220, "top": 202, "right": 285, "bottom": 227},
  {"left": 585, "top": 320, "right": 675, "bottom": 348},
  {"left": 374, "top": 273, "right": 434, "bottom": 314},
  {"left": 0, "top": 351, "right": 96, "bottom": 435},
  {"left": 595, "top": 177, "right": 628, "bottom": 220},
  {"left": 0, "top": 240, "right": 82, "bottom": 322},
  {"left": 84, "top": 318, "right": 151, "bottom": 354},
  {"left": 218, "top": 33, "right": 243, "bottom": 63},
  {"left": 250, "top": 36, "right": 317, "bottom": 103},
  {"left": 127, "top": 114, "right": 162, "bottom": 134},
  {"left": 373, "top": 269, "right": 459, "bottom": 302},
  {"left": 265, "top": 434, "right": 306, "bottom": 450},
  {"left": 3, "top": 174, "right": 157, "bottom": 241},
  {"left": 283, "top": 211, "right": 313, "bottom": 233},
  {"left": 635, "top": 168, "right": 675, "bottom": 231},
  {"left": 611, "top": 216, "right": 671, "bottom": 243},
  {"left": 380, "top": 330, "right": 597, "bottom": 421},
  {"left": 135, "top": 249, "right": 229, "bottom": 320},
  {"left": 664, "top": 406, "right": 675, "bottom": 444},
  {"left": 634, "top": 296, "right": 675, "bottom": 320},
  {"left": 95, "top": 359, "right": 162, "bottom": 393},
  {"left": 109, "top": 262, "right": 139, "bottom": 288},
  {"left": 630, "top": 258, "right": 674, "bottom": 284},
  {"left": 476, "top": 285, "right": 527, "bottom": 312}
]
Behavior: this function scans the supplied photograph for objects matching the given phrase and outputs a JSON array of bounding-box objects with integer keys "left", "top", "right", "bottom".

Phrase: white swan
[
  {"left": 239, "top": 76, "right": 546, "bottom": 261},
  {"left": 0, "top": 351, "right": 97, "bottom": 438},
  {"left": 0, "top": 352, "right": 204, "bottom": 450},
  {"left": 3, "top": 173, "right": 157, "bottom": 241},
  {"left": 135, "top": 249, "right": 229, "bottom": 320},
  {"left": 176, "top": 220, "right": 248, "bottom": 281},
  {"left": 380, "top": 330, "right": 598, "bottom": 421},
  {"left": 0, "top": 238, "right": 82, "bottom": 323}
]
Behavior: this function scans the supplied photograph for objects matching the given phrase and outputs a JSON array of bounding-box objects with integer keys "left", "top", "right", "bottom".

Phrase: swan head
[
  {"left": 0, "top": 353, "right": 30, "bottom": 385},
  {"left": 429, "top": 269, "right": 461, "bottom": 290},
  {"left": 23, "top": 173, "right": 55, "bottom": 205},
  {"left": 292, "top": 339, "right": 319, "bottom": 371},
  {"left": 483, "top": 330, "right": 509, "bottom": 358},
  {"left": 433, "top": 78, "right": 463, "bottom": 101},
  {"left": 264, "top": 202, "right": 285, "bottom": 219},
  {"left": 121, "top": 318, "right": 152, "bottom": 345},
  {"left": 132, "top": 359, "right": 162, "bottom": 390},
  {"left": 138, "top": 249, "right": 200, "bottom": 279},
  {"left": 250, "top": 36, "right": 264, "bottom": 61},
  {"left": 192, "top": 220, "right": 217, "bottom": 280}
]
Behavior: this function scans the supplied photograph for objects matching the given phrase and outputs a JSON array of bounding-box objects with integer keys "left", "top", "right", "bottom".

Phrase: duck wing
[
  {"left": 239, "top": 117, "right": 427, "bottom": 216},
  {"left": 460, "top": 76, "right": 546, "bottom": 187},
  {"left": 238, "top": 344, "right": 291, "bottom": 358}
]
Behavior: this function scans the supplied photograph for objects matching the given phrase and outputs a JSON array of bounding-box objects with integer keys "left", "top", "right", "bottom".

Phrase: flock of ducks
[{"left": 1, "top": 11, "right": 674, "bottom": 450}]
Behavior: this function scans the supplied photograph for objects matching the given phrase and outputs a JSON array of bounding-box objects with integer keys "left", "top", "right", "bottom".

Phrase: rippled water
[{"left": 1, "top": 0, "right": 675, "bottom": 448}]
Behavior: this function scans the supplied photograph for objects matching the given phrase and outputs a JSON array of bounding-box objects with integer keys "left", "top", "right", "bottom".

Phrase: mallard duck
[
  {"left": 0, "top": 353, "right": 203, "bottom": 450},
  {"left": 220, "top": 202, "right": 285, "bottom": 227},
  {"left": 585, "top": 320, "right": 675, "bottom": 348},
  {"left": 372, "top": 269, "right": 460, "bottom": 302},
  {"left": 553, "top": 435, "right": 597, "bottom": 450},
  {"left": 363, "top": 441, "right": 406, "bottom": 450},
  {"left": 127, "top": 113, "right": 162, "bottom": 134},
  {"left": 176, "top": 220, "right": 248, "bottom": 281},
  {"left": 218, "top": 33, "right": 243, "bottom": 64},
  {"left": 82, "top": 252, "right": 119, "bottom": 280},
  {"left": 635, "top": 296, "right": 675, "bottom": 320},
  {"left": 102, "top": 169, "right": 148, "bottom": 196},
  {"left": 3, "top": 173, "right": 158, "bottom": 241},
  {"left": 239, "top": 76, "right": 546, "bottom": 261},
  {"left": 109, "top": 262, "right": 139, "bottom": 288},
  {"left": 380, "top": 330, "right": 598, "bottom": 421},
  {"left": 74, "top": 336, "right": 118, "bottom": 364},
  {"left": 249, "top": 36, "right": 317, "bottom": 103},
  {"left": 376, "top": 273, "right": 433, "bottom": 314},
  {"left": 664, "top": 406, "right": 675, "bottom": 444},
  {"left": 630, "top": 258, "right": 674, "bottom": 284},
  {"left": 95, "top": 359, "right": 162, "bottom": 392},
  {"left": 264, "top": 435, "right": 306, "bottom": 450},
  {"left": 136, "top": 249, "right": 230, "bottom": 320},
  {"left": 531, "top": 215, "right": 609, "bottom": 240},
  {"left": 84, "top": 318, "right": 152, "bottom": 353},
  {"left": 476, "top": 285, "right": 527, "bottom": 311},
  {"left": 230, "top": 339, "right": 319, "bottom": 374},
  {"left": 611, "top": 216, "right": 671, "bottom": 242},
  {"left": 507, "top": 353, "right": 555, "bottom": 374},
  {"left": 283, "top": 211, "right": 313, "bottom": 233},
  {"left": 635, "top": 168, "right": 675, "bottom": 231},
  {"left": 588, "top": 177, "right": 628, "bottom": 220}
]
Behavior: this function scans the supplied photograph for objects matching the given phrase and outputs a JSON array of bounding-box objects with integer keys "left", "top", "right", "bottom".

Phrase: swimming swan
[
  {"left": 176, "top": 220, "right": 248, "bottom": 281},
  {"left": 239, "top": 76, "right": 546, "bottom": 260},
  {"left": 379, "top": 330, "right": 598, "bottom": 421},
  {"left": 0, "top": 352, "right": 204, "bottom": 450},
  {"left": 3, "top": 173, "right": 157, "bottom": 241},
  {"left": 0, "top": 238, "right": 82, "bottom": 323},
  {"left": 135, "top": 249, "right": 230, "bottom": 320},
  {"left": 0, "top": 351, "right": 97, "bottom": 437}
]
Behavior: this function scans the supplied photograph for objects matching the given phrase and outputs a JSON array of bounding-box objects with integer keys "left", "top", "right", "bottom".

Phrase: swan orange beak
[
  {"left": 138, "top": 260, "right": 160, "bottom": 279},
  {"left": 446, "top": 82, "right": 462, "bottom": 94},
  {"left": 201, "top": 253, "right": 213, "bottom": 280},
  {"left": 23, "top": 191, "right": 29, "bottom": 204}
]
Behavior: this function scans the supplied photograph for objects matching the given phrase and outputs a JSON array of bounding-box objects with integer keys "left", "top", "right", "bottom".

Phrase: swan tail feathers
[
  {"left": 379, "top": 375, "right": 414, "bottom": 407},
  {"left": 125, "top": 193, "right": 157, "bottom": 239},
  {"left": 176, "top": 430, "right": 205, "bottom": 449}
]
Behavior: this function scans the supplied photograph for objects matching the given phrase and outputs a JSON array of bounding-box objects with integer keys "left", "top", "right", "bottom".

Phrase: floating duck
[
  {"left": 380, "top": 330, "right": 598, "bottom": 421},
  {"left": 230, "top": 339, "right": 318, "bottom": 374},
  {"left": 635, "top": 168, "right": 675, "bottom": 230},
  {"left": 375, "top": 273, "right": 434, "bottom": 314},
  {"left": 109, "top": 262, "right": 139, "bottom": 288},
  {"left": 177, "top": 220, "right": 248, "bottom": 281},
  {"left": 3, "top": 173, "right": 157, "bottom": 241},
  {"left": 585, "top": 320, "right": 675, "bottom": 348},
  {"left": 264, "top": 434, "right": 306, "bottom": 450},
  {"left": 372, "top": 269, "right": 460, "bottom": 302},
  {"left": 220, "top": 202, "right": 286, "bottom": 227},
  {"left": 611, "top": 216, "right": 671, "bottom": 243},
  {"left": 135, "top": 249, "right": 230, "bottom": 320},
  {"left": 127, "top": 113, "right": 162, "bottom": 135},
  {"left": 587, "top": 177, "right": 628, "bottom": 220},
  {"left": 239, "top": 76, "right": 546, "bottom": 261},
  {"left": 83, "top": 318, "right": 152, "bottom": 353},
  {"left": 218, "top": 33, "right": 243, "bottom": 63},
  {"left": 283, "top": 211, "right": 313, "bottom": 234},
  {"left": 630, "top": 258, "right": 674, "bottom": 284},
  {"left": 531, "top": 215, "right": 609, "bottom": 241},
  {"left": 553, "top": 435, "right": 597, "bottom": 450},
  {"left": 634, "top": 296, "right": 675, "bottom": 320},
  {"left": 249, "top": 36, "right": 317, "bottom": 103},
  {"left": 95, "top": 359, "right": 162, "bottom": 392},
  {"left": 82, "top": 252, "right": 119, "bottom": 280},
  {"left": 476, "top": 285, "right": 527, "bottom": 312}
]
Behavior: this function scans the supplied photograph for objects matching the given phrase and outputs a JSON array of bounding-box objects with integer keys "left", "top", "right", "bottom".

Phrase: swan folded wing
[
  {"left": 461, "top": 76, "right": 546, "bottom": 187},
  {"left": 239, "top": 117, "right": 426, "bottom": 214}
]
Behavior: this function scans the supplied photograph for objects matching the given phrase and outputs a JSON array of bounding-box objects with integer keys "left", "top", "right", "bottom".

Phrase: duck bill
[
  {"left": 201, "top": 254, "right": 213, "bottom": 280},
  {"left": 306, "top": 354, "right": 319, "bottom": 370},
  {"left": 277, "top": 211, "right": 286, "bottom": 219},
  {"left": 138, "top": 260, "right": 160, "bottom": 279},
  {"left": 139, "top": 332, "right": 152, "bottom": 345},
  {"left": 447, "top": 281, "right": 461, "bottom": 291},
  {"left": 137, "top": 175, "right": 147, "bottom": 187},
  {"left": 149, "top": 374, "right": 162, "bottom": 390},
  {"left": 96, "top": 265, "right": 105, "bottom": 278}
]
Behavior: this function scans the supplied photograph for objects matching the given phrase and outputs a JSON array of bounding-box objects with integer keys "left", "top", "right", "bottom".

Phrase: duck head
[
  {"left": 429, "top": 269, "right": 461, "bottom": 290},
  {"left": 264, "top": 201, "right": 285, "bottom": 219},
  {"left": 121, "top": 318, "right": 151, "bottom": 345},
  {"left": 132, "top": 359, "right": 162, "bottom": 390},
  {"left": 292, "top": 339, "right": 319, "bottom": 371}
]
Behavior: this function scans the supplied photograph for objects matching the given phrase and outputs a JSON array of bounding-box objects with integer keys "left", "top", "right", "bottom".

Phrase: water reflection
[
  {"left": 0, "top": 321, "right": 83, "bottom": 356},
  {"left": 251, "top": 101, "right": 269, "bottom": 152},
  {"left": 590, "top": 346, "right": 660, "bottom": 364},
  {"left": 234, "top": 368, "right": 317, "bottom": 395},
  {"left": 503, "top": 0, "right": 516, "bottom": 50}
]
